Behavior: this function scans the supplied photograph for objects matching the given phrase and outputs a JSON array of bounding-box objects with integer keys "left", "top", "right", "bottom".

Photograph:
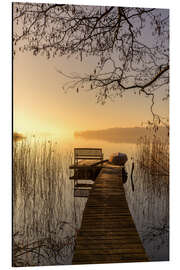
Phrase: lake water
[
  {"left": 13, "top": 136, "right": 169, "bottom": 266},
  {"left": 67, "top": 136, "right": 169, "bottom": 261}
]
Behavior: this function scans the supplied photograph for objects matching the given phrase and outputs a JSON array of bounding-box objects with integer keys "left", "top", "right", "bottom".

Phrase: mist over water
[{"left": 74, "top": 127, "right": 167, "bottom": 144}]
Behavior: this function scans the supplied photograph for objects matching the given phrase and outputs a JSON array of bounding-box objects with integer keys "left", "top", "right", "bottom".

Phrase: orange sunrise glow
[
  {"left": 14, "top": 51, "right": 168, "bottom": 139},
  {"left": 12, "top": 2, "right": 169, "bottom": 267}
]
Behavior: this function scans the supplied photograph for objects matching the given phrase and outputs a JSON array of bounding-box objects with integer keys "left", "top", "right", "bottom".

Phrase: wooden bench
[
  {"left": 69, "top": 148, "right": 103, "bottom": 197},
  {"left": 74, "top": 148, "right": 103, "bottom": 164}
]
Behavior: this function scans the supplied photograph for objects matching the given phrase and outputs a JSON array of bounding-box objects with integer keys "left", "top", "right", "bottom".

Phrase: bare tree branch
[{"left": 13, "top": 3, "right": 169, "bottom": 124}]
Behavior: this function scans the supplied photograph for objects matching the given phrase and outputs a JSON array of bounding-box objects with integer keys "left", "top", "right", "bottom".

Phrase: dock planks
[{"left": 72, "top": 164, "right": 148, "bottom": 264}]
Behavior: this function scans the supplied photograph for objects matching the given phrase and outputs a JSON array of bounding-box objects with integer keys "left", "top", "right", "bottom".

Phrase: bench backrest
[{"left": 74, "top": 148, "right": 103, "bottom": 164}]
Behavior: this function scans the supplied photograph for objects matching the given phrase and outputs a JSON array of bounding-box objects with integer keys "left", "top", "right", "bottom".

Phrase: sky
[
  {"left": 2, "top": 0, "right": 180, "bottom": 269},
  {"left": 13, "top": 4, "right": 169, "bottom": 140}
]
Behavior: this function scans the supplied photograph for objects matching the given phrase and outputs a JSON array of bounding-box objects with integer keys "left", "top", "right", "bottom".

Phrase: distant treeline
[
  {"left": 74, "top": 127, "right": 167, "bottom": 144},
  {"left": 13, "top": 132, "right": 25, "bottom": 141}
]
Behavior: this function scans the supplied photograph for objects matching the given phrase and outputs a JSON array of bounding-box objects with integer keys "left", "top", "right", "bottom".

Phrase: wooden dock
[{"left": 72, "top": 164, "right": 149, "bottom": 264}]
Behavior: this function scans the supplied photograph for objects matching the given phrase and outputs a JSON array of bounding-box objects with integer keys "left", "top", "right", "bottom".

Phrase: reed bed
[
  {"left": 124, "top": 128, "right": 169, "bottom": 260},
  {"left": 13, "top": 138, "right": 76, "bottom": 266},
  {"left": 136, "top": 130, "right": 169, "bottom": 180}
]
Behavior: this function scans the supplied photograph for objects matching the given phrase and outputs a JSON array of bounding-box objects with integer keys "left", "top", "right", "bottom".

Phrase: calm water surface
[
  {"left": 13, "top": 136, "right": 169, "bottom": 265},
  {"left": 69, "top": 137, "right": 169, "bottom": 261}
]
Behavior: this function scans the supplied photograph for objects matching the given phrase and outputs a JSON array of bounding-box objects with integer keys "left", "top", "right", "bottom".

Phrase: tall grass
[
  {"left": 124, "top": 128, "right": 169, "bottom": 260},
  {"left": 136, "top": 130, "right": 169, "bottom": 180},
  {"left": 13, "top": 138, "right": 77, "bottom": 266}
]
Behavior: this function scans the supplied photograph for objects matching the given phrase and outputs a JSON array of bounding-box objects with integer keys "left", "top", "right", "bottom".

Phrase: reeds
[
  {"left": 13, "top": 138, "right": 76, "bottom": 266},
  {"left": 136, "top": 129, "right": 169, "bottom": 180},
  {"left": 13, "top": 231, "right": 75, "bottom": 266},
  {"left": 124, "top": 128, "right": 169, "bottom": 260}
]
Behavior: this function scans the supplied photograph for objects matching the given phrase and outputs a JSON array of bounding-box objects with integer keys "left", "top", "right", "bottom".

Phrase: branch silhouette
[{"left": 13, "top": 3, "right": 169, "bottom": 124}]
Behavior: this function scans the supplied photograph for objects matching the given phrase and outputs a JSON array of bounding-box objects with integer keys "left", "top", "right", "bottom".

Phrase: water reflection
[
  {"left": 124, "top": 163, "right": 169, "bottom": 261},
  {"left": 70, "top": 137, "right": 136, "bottom": 159},
  {"left": 71, "top": 137, "right": 169, "bottom": 261},
  {"left": 13, "top": 136, "right": 169, "bottom": 265}
]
